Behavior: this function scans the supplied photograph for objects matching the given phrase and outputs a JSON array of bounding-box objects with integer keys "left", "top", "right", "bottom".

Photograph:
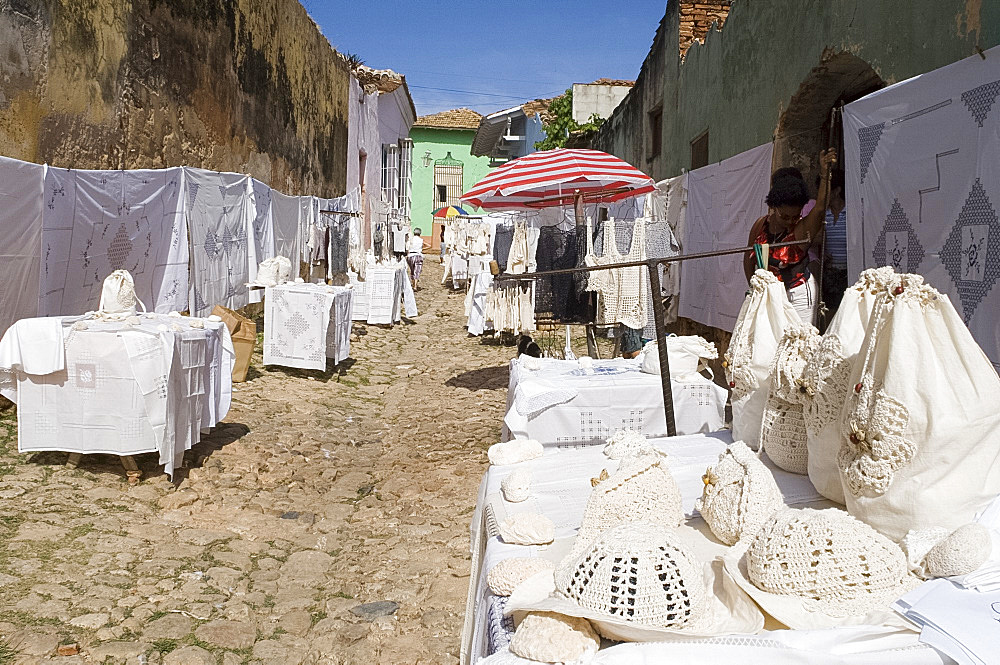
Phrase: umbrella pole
[{"left": 647, "top": 259, "right": 677, "bottom": 437}]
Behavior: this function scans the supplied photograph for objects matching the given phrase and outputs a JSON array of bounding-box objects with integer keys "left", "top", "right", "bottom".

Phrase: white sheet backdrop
[
  {"left": 0, "top": 156, "right": 44, "bottom": 336},
  {"left": 680, "top": 143, "right": 772, "bottom": 331},
  {"left": 270, "top": 190, "right": 301, "bottom": 269},
  {"left": 844, "top": 46, "right": 1000, "bottom": 370},
  {"left": 185, "top": 168, "right": 256, "bottom": 317},
  {"left": 39, "top": 167, "right": 188, "bottom": 317}
]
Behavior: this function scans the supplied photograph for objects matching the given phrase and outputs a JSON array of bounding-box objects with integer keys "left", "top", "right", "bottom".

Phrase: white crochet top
[
  {"left": 747, "top": 508, "right": 908, "bottom": 616},
  {"left": 556, "top": 521, "right": 707, "bottom": 629},
  {"left": 697, "top": 441, "right": 784, "bottom": 546},
  {"left": 576, "top": 452, "right": 683, "bottom": 546}
]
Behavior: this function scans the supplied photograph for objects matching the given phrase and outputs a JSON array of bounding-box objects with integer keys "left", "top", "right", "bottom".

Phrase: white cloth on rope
[{"left": 0, "top": 156, "right": 44, "bottom": 337}]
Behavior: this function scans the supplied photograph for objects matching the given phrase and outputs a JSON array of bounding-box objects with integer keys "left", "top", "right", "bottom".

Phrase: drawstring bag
[
  {"left": 800, "top": 267, "right": 896, "bottom": 503},
  {"left": 256, "top": 256, "right": 293, "bottom": 286},
  {"left": 725, "top": 270, "right": 802, "bottom": 449},
  {"left": 759, "top": 324, "right": 819, "bottom": 474},
  {"left": 840, "top": 273, "right": 1000, "bottom": 541},
  {"left": 640, "top": 335, "right": 718, "bottom": 380},
  {"left": 98, "top": 270, "right": 145, "bottom": 319}
]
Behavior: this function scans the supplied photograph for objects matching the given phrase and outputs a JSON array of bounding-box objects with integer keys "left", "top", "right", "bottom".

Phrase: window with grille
[
  {"left": 382, "top": 144, "right": 399, "bottom": 210},
  {"left": 399, "top": 139, "right": 413, "bottom": 218},
  {"left": 433, "top": 153, "right": 464, "bottom": 208}
]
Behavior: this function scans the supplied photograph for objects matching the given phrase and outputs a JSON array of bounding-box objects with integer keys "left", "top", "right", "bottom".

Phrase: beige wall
[{"left": 0, "top": 0, "right": 351, "bottom": 197}]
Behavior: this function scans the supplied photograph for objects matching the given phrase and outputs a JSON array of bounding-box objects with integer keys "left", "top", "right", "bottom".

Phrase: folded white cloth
[
  {"left": 0, "top": 317, "right": 67, "bottom": 375},
  {"left": 513, "top": 378, "right": 577, "bottom": 419}
]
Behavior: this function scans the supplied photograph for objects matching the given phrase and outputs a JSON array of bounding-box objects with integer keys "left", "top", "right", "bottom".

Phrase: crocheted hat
[
  {"left": 488, "top": 558, "right": 555, "bottom": 597},
  {"left": 508, "top": 612, "right": 600, "bottom": 663},
  {"left": 488, "top": 439, "right": 543, "bottom": 466},
  {"left": 923, "top": 523, "right": 992, "bottom": 579},
  {"left": 746, "top": 508, "right": 909, "bottom": 617},
  {"left": 499, "top": 513, "right": 555, "bottom": 546},
  {"left": 576, "top": 452, "right": 683, "bottom": 547},
  {"left": 603, "top": 428, "right": 654, "bottom": 460},
  {"left": 697, "top": 441, "right": 784, "bottom": 545},
  {"left": 501, "top": 468, "right": 531, "bottom": 503},
  {"left": 555, "top": 521, "right": 707, "bottom": 631}
]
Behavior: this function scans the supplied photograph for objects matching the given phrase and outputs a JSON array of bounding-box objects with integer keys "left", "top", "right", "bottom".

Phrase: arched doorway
[{"left": 773, "top": 51, "right": 885, "bottom": 187}]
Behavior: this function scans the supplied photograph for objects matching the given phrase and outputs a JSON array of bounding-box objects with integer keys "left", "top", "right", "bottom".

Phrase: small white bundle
[
  {"left": 603, "top": 428, "right": 653, "bottom": 459},
  {"left": 522, "top": 356, "right": 542, "bottom": 371},
  {"left": 509, "top": 612, "right": 600, "bottom": 664},
  {"left": 500, "top": 513, "right": 555, "bottom": 546},
  {"left": 487, "top": 558, "right": 555, "bottom": 596},
  {"left": 923, "top": 523, "right": 992, "bottom": 578},
  {"left": 256, "top": 256, "right": 293, "bottom": 286},
  {"left": 489, "top": 439, "right": 543, "bottom": 466},
  {"left": 207, "top": 314, "right": 222, "bottom": 323},
  {"left": 577, "top": 356, "right": 594, "bottom": 370},
  {"left": 188, "top": 318, "right": 205, "bottom": 329},
  {"left": 502, "top": 468, "right": 532, "bottom": 503}
]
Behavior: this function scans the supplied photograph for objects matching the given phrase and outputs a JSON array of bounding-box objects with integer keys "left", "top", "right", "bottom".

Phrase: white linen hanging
[
  {"left": 0, "top": 156, "right": 44, "bottom": 336},
  {"left": 270, "top": 190, "right": 301, "bottom": 272},
  {"left": 40, "top": 167, "right": 188, "bottom": 317}
]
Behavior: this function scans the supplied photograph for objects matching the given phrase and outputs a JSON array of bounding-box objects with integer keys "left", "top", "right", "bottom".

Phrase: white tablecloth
[
  {"left": 502, "top": 356, "right": 727, "bottom": 443},
  {"left": 350, "top": 263, "right": 416, "bottom": 324},
  {"left": 263, "top": 283, "right": 353, "bottom": 371},
  {"left": 0, "top": 313, "right": 234, "bottom": 478},
  {"left": 462, "top": 431, "right": 947, "bottom": 665}
]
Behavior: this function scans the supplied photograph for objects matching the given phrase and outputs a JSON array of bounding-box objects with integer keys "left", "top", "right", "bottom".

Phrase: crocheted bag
[
  {"left": 508, "top": 612, "right": 600, "bottom": 663},
  {"left": 556, "top": 521, "right": 707, "bottom": 632},
  {"left": 725, "top": 270, "right": 802, "bottom": 449},
  {"left": 697, "top": 441, "right": 784, "bottom": 545},
  {"left": 640, "top": 335, "right": 718, "bottom": 379},
  {"left": 98, "top": 269, "right": 143, "bottom": 318},
  {"left": 747, "top": 508, "right": 908, "bottom": 616},
  {"left": 603, "top": 428, "right": 654, "bottom": 459},
  {"left": 759, "top": 324, "right": 819, "bottom": 475},
  {"left": 256, "top": 256, "right": 293, "bottom": 286},
  {"left": 575, "top": 452, "right": 684, "bottom": 547},
  {"left": 840, "top": 273, "right": 1000, "bottom": 540},
  {"left": 800, "top": 267, "right": 896, "bottom": 503}
]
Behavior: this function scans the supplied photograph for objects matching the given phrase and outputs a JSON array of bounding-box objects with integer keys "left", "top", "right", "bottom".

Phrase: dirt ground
[{"left": 0, "top": 258, "right": 516, "bottom": 664}]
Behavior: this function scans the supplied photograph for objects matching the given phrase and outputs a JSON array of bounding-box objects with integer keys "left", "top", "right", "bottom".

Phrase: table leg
[
  {"left": 121, "top": 455, "right": 142, "bottom": 485},
  {"left": 66, "top": 453, "right": 82, "bottom": 469}
]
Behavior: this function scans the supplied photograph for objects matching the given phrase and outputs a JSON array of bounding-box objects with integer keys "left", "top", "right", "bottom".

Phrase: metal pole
[{"left": 647, "top": 259, "right": 677, "bottom": 437}]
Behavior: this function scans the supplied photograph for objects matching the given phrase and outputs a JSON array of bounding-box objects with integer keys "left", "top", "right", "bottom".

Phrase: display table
[
  {"left": 462, "top": 432, "right": 947, "bottom": 665},
  {"left": 502, "top": 356, "right": 727, "bottom": 443},
  {"left": 350, "top": 263, "right": 417, "bottom": 325},
  {"left": 0, "top": 313, "right": 234, "bottom": 480},
  {"left": 263, "top": 283, "right": 353, "bottom": 371}
]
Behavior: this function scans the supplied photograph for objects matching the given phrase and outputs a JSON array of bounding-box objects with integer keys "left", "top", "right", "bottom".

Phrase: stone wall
[
  {"left": 0, "top": 0, "right": 351, "bottom": 197},
  {"left": 678, "top": 0, "right": 732, "bottom": 58}
]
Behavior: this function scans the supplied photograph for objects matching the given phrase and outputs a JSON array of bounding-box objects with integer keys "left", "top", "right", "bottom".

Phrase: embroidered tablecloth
[{"left": 263, "top": 283, "right": 353, "bottom": 371}]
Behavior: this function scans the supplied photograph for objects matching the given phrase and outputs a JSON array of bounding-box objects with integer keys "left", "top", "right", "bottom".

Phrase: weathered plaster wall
[
  {"left": 595, "top": 0, "right": 1000, "bottom": 181},
  {"left": 0, "top": 0, "right": 351, "bottom": 197}
]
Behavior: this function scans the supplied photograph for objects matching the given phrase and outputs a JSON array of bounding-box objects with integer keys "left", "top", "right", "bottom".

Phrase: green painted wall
[
  {"left": 596, "top": 0, "right": 1000, "bottom": 183},
  {"left": 409, "top": 126, "right": 493, "bottom": 239}
]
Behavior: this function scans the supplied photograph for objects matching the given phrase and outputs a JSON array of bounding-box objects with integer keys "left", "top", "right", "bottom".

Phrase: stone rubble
[{"left": 0, "top": 259, "right": 510, "bottom": 664}]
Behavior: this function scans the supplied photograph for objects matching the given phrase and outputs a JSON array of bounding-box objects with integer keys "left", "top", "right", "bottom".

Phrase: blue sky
[{"left": 299, "top": 1, "right": 667, "bottom": 117}]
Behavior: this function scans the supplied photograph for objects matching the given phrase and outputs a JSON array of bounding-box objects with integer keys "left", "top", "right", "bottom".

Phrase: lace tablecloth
[
  {"left": 0, "top": 313, "right": 233, "bottom": 478},
  {"left": 502, "top": 356, "right": 727, "bottom": 443},
  {"left": 263, "top": 283, "right": 353, "bottom": 370},
  {"left": 349, "top": 264, "right": 416, "bottom": 325},
  {"left": 463, "top": 432, "right": 946, "bottom": 665}
]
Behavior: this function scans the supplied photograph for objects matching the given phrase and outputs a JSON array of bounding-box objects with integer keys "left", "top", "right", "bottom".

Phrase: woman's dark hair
[
  {"left": 770, "top": 167, "right": 805, "bottom": 186},
  {"left": 765, "top": 175, "right": 810, "bottom": 208}
]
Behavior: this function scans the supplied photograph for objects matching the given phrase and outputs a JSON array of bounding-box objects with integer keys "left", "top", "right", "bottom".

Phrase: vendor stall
[
  {"left": 462, "top": 431, "right": 951, "bottom": 665},
  {"left": 502, "top": 356, "right": 726, "bottom": 443},
  {"left": 0, "top": 312, "right": 234, "bottom": 480},
  {"left": 350, "top": 261, "right": 417, "bottom": 325},
  {"left": 262, "top": 282, "right": 353, "bottom": 371}
]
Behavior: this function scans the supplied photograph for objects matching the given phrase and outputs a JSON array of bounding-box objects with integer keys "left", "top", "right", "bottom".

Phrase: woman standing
[{"left": 743, "top": 149, "right": 837, "bottom": 325}]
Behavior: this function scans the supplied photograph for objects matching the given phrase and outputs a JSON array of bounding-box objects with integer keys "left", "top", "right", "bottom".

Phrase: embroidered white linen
[{"left": 263, "top": 283, "right": 353, "bottom": 371}]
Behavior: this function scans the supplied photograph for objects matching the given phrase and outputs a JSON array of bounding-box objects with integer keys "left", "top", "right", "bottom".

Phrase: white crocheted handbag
[
  {"left": 256, "top": 256, "right": 293, "bottom": 286},
  {"left": 575, "top": 452, "right": 684, "bottom": 548},
  {"left": 697, "top": 441, "right": 784, "bottom": 546},
  {"left": 746, "top": 508, "right": 909, "bottom": 618},
  {"left": 725, "top": 270, "right": 802, "bottom": 449},
  {"left": 759, "top": 324, "right": 819, "bottom": 475},
  {"left": 555, "top": 521, "right": 708, "bottom": 632},
  {"left": 800, "top": 267, "right": 895, "bottom": 503},
  {"left": 97, "top": 269, "right": 145, "bottom": 318},
  {"left": 840, "top": 273, "right": 1000, "bottom": 541}
]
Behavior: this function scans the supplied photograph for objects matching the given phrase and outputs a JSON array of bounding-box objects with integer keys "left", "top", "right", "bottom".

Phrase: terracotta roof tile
[
  {"left": 588, "top": 78, "right": 636, "bottom": 87},
  {"left": 414, "top": 108, "right": 483, "bottom": 130}
]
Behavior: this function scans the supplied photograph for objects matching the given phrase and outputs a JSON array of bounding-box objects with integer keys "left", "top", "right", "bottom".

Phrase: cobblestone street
[{"left": 0, "top": 259, "right": 512, "bottom": 664}]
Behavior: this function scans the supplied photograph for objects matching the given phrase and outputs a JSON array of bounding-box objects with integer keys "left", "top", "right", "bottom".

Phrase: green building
[{"left": 409, "top": 108, "right": 493, "bottom": 247}]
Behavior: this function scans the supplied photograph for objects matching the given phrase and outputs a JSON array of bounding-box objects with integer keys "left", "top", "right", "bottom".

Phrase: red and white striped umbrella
[{"left": 462, "top": 148, "right": 654, "bottom": 210}]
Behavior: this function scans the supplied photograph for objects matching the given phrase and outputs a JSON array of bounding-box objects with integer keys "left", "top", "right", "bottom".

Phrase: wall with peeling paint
[
  {"left": 0, "top": 0, "right": 350, "bottom": 197},
  {"left": 595, "top": 0, "right": 1000, "bottom": 181}
]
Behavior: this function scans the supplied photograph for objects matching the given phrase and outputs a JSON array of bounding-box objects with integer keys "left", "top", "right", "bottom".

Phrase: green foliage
[{"left": 535, "top": 89, "right": 605, "bottom": 151}]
